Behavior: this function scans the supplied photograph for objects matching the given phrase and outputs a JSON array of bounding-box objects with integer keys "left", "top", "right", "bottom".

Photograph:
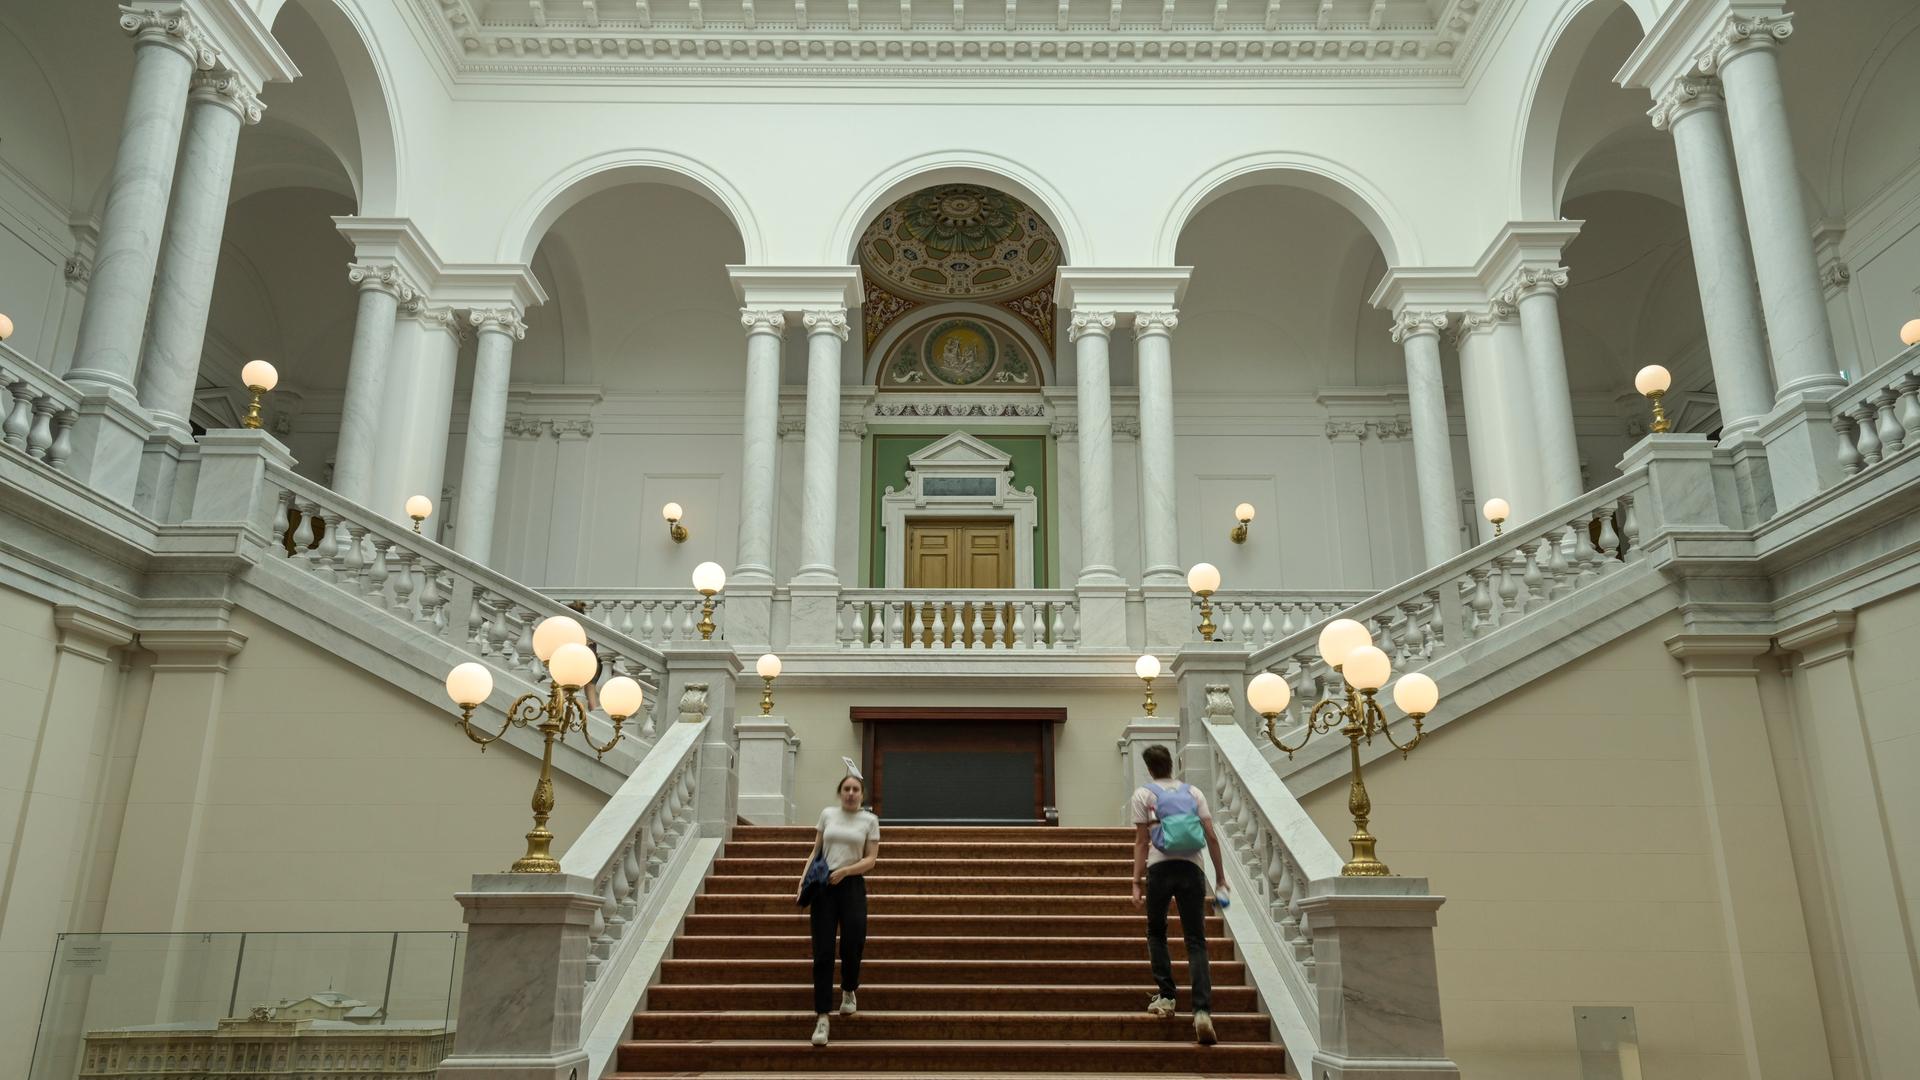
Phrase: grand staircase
[{"left": 613, "top": 825, "right": 1294, "bottom": 1078}]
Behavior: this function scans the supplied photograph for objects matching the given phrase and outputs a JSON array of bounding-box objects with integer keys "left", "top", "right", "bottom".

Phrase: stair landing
[{"left": 612, "top": 825, "right": 1293, "bottom": 1079}]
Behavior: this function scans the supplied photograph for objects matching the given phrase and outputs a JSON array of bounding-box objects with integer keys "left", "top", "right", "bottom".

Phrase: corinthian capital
[
  {"left": 740, "top": 309, "right": 786, "bottom": 336},
  {"left": 469, "top": 308, "right": 529, "bottom": 339},
  {"left": 1133, "top": 309, "right": 1179, "bottom": 339},
  {"left": 802, "top": 309, "right": 850, "bottom": 340},
  {"left": 1390, "top": 310, "right": 1449, "bottom": 343},
  {"left": 118, "top": 6, "right": 218, "bottom": 67},
  {"left": 1648, "top": 75, "right": 1722, "bottom": 131},
  {"left": 1500, "top": 266, "right": 1570, "bottom": 305},
  {"left": 1068, "top": 310, "right": 1116, "bottom": 342},
  {"left": 1693, "top": 12, "right": 1793, "bottom": 75},
  {"left": 190, "top": 68, "right": 264, "bottom": 124},
  {"left": 346, "top": 262, "right": 418, "bottom": 303}
]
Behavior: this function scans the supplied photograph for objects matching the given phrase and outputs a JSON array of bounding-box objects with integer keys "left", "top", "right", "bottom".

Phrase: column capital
[
  {"left": 1649, "top": 74, "right": 1725, "bottom": 131},
  {"left": 469, "top": 307, "right": 528, "bottom": 340},
  {"left": 138, "top": 628, "right": 248, "bottom": 672},
  {"left": 53, "top": 606, "right": 137, "bottom": 662},
  {"left": 1776, "top": 610, "right": 1856, "bottom": 667},
  {"left": 1068, "top": 309, "right": 1117, "bottom": 342},
  {"left": 802, "top": 308, "right": 850, "bottom": 341},
  {"left": 1390, "top": 310, "right": 1449, "bottom": 343},
  {"left": 1499, "top": 265, "right": 1570, "bottom": 306},
  {"left": 188, "top": 67, "right": 264, "bottom": 124},
  {"left": 1132, "top": 309, "right": 1179, "bottom": 340},
  {"left": 1450, "top": 299, "right": 1517, "bottom": 346},
  {"left": 118, "top": 5, "right": 218, "bottom": 65},
  {"left": 346, "top": 261, "right": 419, "bottom": 303},
  {"left": 1665, "top": 633, "right": 1774, "bottom": 677},
  {"left": 1694, "top": 11, "right": 1793, "bottom": 75},
  {"left": 401, "top": 299, "right": 466, "bottom": 342},
  {"left": 740, "top": 308, "right": 787, "bottom": 337}
]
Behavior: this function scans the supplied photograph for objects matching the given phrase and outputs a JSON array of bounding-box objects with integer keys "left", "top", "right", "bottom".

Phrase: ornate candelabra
[
  {"left": 444, "top": 614, "right": 644, "bottom": 873},
  {"left": 1247, "top": 618, "right": 1440, "bottom": 877}
]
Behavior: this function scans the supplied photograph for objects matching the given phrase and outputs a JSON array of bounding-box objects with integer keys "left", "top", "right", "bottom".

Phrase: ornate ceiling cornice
[{"left": 415, "top": 0, "right": 1500, "bottom": 80}]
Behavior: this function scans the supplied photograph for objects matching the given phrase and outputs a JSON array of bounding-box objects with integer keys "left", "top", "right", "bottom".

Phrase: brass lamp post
[
  {"left": 1634, "top": 364, "right": 1673, "bottom": 433},
  {"left": 240, "top": 360, "right": 277, "bottom": 430},
  {"left": 405, "top": 494, "right": 433, "bottom": 534},
  {"left": 1481, "top": 497, "right": 1509, "bottom": 538},
  {"left": 1247, "top": 617, "right": 1441, "bottom": 877},
  {"left": 692, "top": 561, "right": 725, "bottom": 641},
  {"left": 1135, "top": 653, "right": 1161, "bottom": 716},
  {"left": 1187, "top": 562, "right": 1221, "bottom": 642},
  {"left": 444, "top": 614, "right": 645, "bottom": 873},
  {"left": 756, "top": 652, "right": 781, "bottom": 715}
]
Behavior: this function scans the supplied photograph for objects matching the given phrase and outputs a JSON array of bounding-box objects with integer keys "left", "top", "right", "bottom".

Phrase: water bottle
[{"left": 1214, "top": 884, "right": 1232, "bottom": 911}]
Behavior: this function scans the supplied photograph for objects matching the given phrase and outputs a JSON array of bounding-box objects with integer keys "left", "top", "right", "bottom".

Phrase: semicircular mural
[
  {"left": 878, "top": 313, "right": 1040, "bottom": 391},
  {"left": 859, "top": 184, "right": 1059, "bottom": 302}
]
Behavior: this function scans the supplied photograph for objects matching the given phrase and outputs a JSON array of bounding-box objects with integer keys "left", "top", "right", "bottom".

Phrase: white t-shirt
[
  {"left": 1129, "top": 779, "right": 1212, "bottom": 870},
  {"left": 816, "top": 806, "right": 881, "bottom": 872}
]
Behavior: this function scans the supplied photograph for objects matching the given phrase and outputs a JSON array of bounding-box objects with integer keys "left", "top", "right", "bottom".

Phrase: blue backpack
[{"left": 1147, "top": 783, "right": 1206, "bottom": 854}]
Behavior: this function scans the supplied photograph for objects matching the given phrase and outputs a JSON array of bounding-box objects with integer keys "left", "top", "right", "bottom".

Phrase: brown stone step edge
[
  {"left": 628, "top": 1010, "right": 1274, "bottom": 1042},
  {"left": 670, "top": 935, "right": 1217, "bottom": 961},
  {"left": 614, "top": 1039, "right": 1290, "bottom": 1073},
  {"left": 644, "top": 985, "right": 1259, "bottom": 1013},
  {"left": 681, "top": 914, "right": 1227, "bottom": 939},
  {"left": 658, "top": 958, "right": 1246, "bottom": 987}
]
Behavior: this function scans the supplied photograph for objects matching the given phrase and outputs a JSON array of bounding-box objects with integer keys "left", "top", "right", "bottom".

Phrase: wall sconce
[
  {"left": 1901, "top": 319, "right": 1920, "bottom": 347},
  {"left": 1634, "top": 364, "right": 1672, "bottom": 433},
  {"left": 1481, "top": 497, "right": 1509, "bottom": 538},
  {"left": 240, "top": 360, "right": 278, "bottom": 430},
  {"left": 406, "top": 494, "right": 433, "bottom": 534},
  {"left": 1135, "top": 653, "right": 1161, "bottom": 716},
  {"left": 756, "top": 652, "right": 782, "bottom": 715},
  {"left": 692, "top": 561, "right": 726, "bottom": 640},
  {"left": 1230, "top": 502, "right": 1255, "bottom": 544},
  {"left": 1187, "top": 562, "right": 1221, "bottom": 642},
  {"left": 662, "top": 502, "right": 688, "bottom": 543}
]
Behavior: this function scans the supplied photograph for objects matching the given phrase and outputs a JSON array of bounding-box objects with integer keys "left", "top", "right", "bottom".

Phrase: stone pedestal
[
  {"left": 1117, "top": 715, "right": 1178, "bottom": 823},
  {"left": 437, "top": 875, "right": 602, "bottom": 1080},
  {"left": 1616, "top": 433, "right": 1745, "bottom": 548},
  {"left": 182, "top": 429, "right": 295, "bottom": 537},
  {"left": 785, "top": 582, "right": 841, "bottom": 650},
  {"left": 1140, "top": 584, "right": 1194, "bottom": 651},
  {"left": 1756, "top": 393, "right": 1843, "bottom": 512},
  {"left": 63, "top": 391, "right": 163, "bottom": 506},
  {"left": 659, "top": 644, "right": 743, "bottom": 837},
  {"left": 1074, "top": 582, "right": 1129, "bottom": 649},
  {"left": 1171, "top": 641, "right": 1251, "bottom": 795},
  {"left": 720, "top": 581, "right": 775, "bottom": 653},
  {"left": 736, "top": 714, "right": 799, "bottom": 824},
  {"left": 1299, "top": 879, "right": 1460, "bottom": 1080}
]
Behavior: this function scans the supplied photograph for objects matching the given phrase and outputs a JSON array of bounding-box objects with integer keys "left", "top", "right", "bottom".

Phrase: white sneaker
[
  {"left": 1146, "top": 995, "right": 1176, "bottom": 1018},
  {"left": 1194, "top": 1010, "right": 1217, "bottom": 1045},
  {"left": 811, "top": 1015, "right": 830, "bottom": 1045},
  {"left": 839, "top": 991, "right": 858, "bottom": 1016}
]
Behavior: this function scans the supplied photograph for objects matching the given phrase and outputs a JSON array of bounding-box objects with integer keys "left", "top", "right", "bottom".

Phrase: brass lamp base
[
  {"left": 242, "top": 387, "right": 267, "bottom": 430},
  {"left": 1648, "top": 389, "right": 1672, "bottom": 433},
  {"left": 698, "top": 594, "right": 717, "bottom": 640},
  {"left": 1196, "top": 591, "right": 1216, "bottom": 642}
]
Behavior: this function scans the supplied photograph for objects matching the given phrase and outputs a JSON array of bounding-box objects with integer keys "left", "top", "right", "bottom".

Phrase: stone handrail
[
  {"left": 837, "top": 588, "right": 1079, "bottom": 650},
  {"left": 1196, "top": 590, "right": 1373, "bottom": 648},
  {"left": 560, "top": 717, "right": 706, "bottom": 1038},
  {"left": 263, "top": 465, "right": 673, "bottom": 734},
  {"left": 541, "top": 588, "right": 726, "bottom": 646},
  {"left": 1830, "top": 343, "right": 1920, "bottom": 479},
  {"left": 0, "top": 342, "right": 80, "bottom": 473}
]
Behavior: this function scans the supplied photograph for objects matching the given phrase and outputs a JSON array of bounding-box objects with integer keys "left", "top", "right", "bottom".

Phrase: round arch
[
  {"left": 1826, "top": 10, "right": 1920, "bottom": 216},
  {"left": 267, "top": 0, "right": 403, "bottom": 215},
  {"left": 831, "top": 151, "right": 1089, "bottom": 266},
  {"left": 1154, "top": 151, "right": 1419, "bottom": 267},
  {"left": 1511, "top": 0, "right": 1653, "bottom": 220},
  {"left": 500, "top": 149, "right": 761, "bottom": 265},
  {"left": 863, "top": 303, "right": 1058, "bottom": 387}
]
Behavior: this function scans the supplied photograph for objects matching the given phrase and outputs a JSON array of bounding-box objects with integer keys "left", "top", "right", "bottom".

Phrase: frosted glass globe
[
  {"left": 1186, "top": 562, "right": 1221, "bottom": 594},
  {"left": 1317, "top": 618, "right": 1372, "bottom": 668},
  {"left": 1481, "top": 497, "right": 1510, "bottom": 523},
  {"left": 405, "top": 494, "right": 433, "bottom": 520},
  {"left": 549, "top": 641, "right": 597, "bottom": 689},
  {"left": 1903, "top": 319, "right": 1920, "bottom": 347},
  {"left": 1634, "top": 364, "right": 1671, "bottom": 396},
  {"left": 241, "top": 359, "right": 278, "bottom": 391},
  {"left": 1343, "top": 645, "right": 1391, "bottom": 691},
  {"left": 757, "top": 652, "right": 783, "bottom": 679},
  {"left": 0, "top": 312, "right": 13, "bottom": 341},
  {"left": 1134, "top": 653, "right": 1161, "bottom": 681},
  {"left": 1248, "top": 671, "right": 1292, "bottom": 715},
  {"left": 1393, "top": 672, "right": 1440, "bottom": 717},
  {"left": 531, "top": 614, "right": 587, "bottom": 662},
  {"left": 693, "top": 561, "right": 726, "bottom": 594},
  {"left": 662, "top": 501, "right": 683, "bottom": 521},
  {"left": 601, "top": 676, "right": 644, "bottom": 720},
  {"left": 445, "top": 662, "right": 493, "bottom": 707},
  {"left": 1234, "top": 502, "right": 1256, "bottom": 523}
]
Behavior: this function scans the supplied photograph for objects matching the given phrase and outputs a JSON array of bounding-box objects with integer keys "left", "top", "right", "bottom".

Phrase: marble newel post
[
  {"left": 1393, "top": 312, "right": 1463, "bottom": 565},
  {"left": 734, "top": 311, "right": 785, "bottom": 584},
  {"left": 136, "top": 70, "right": 262, "bottom": 435},
  {"left": 454, "top": 310, "right": 526, "bottom": 566},
  {"left": 65, "top": 9, "right": 206, "bottom": 397},
  {"left": 1069, "top": 309, "right": 1121, "bottom": 585},
  {"left": 1133, "top": 310, "right": 1181, "bottom": 584},
  {"left": 796, "top": 309, "right": 848, "bottom": 582},
  {"left": 333, "top": 264, "right": 413, "bottom": 505},
  {"left": 1505, "top": 267, "right": 1584, "bottom": 508}
]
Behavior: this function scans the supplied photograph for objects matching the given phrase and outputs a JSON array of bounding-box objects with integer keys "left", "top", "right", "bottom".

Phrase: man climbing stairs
[{"left": 613, "top": 825, "right": 1293, "bottom": 1077}]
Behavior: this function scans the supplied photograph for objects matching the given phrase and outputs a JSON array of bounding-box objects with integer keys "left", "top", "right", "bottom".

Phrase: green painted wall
[{"left": 860, "top": 429, "right": 1055, "bottom": 587}]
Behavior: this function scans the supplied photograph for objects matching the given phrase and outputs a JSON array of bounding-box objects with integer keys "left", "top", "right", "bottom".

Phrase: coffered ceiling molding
[{"left": 415, "top": 0, "right": 1502, "bottom": 80}]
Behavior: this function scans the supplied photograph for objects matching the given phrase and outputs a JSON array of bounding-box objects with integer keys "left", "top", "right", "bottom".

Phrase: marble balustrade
[
  {"left": 838, "top": 589, "right": 1080, "bottom": 651},
  {"left": 1828, "top": 343, "right": 1920, "bottom": 479},
  {"left": 542, "top": 591, "right": 726, "bottom": 647},
  {"left": 1, "top": 344, "right": 80, "bottom": 473},
  {"left": 1195, "top": 591, "right": 1374, "bottom": 649}
]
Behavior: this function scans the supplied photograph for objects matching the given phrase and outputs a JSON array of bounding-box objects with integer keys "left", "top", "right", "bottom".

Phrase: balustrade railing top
[
  {"left": 0, "top": 342, "right": 80, "bottom": 474},
  {"left": 1830, "top": 343, "right": 1920, "bottom": 480},
  {"left": 837, "top": 588, "right": 1079, "bottom": 651},
  {"left": 543, "top": 589, "right": 726, "bottom": 647},
  {"left": 1195, "top": 590, "right": 1373, "bottom": 649}
]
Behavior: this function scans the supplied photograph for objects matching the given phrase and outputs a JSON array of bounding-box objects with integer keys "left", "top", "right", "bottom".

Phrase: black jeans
[
  {"left": 1144, "top": 860, "right": 1211, "bottom": 1013},
  {"left": 809, "top": 874, "right": 867, "bottom": 1014}
]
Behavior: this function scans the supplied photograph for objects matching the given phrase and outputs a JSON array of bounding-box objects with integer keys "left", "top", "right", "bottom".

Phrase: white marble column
[
  {"left": 454, "top": 309, "right": 524, "bottom": 565},
  {"left": 1652, "top": 77, "right": 1777, "bottom": 435},
  {"left": 1506, "top": 267, "right": 1585, "bottom": 508},
  {"left": 65, "top": 10, "right": 206, "bottom": 397},
  {"left": 1454, "top": 304, "right": 1545, "bottom": 540},
  {"left": 1706, "top": 14, "right": 1843, "bottom": 398},
  {"left": 796, "top": 309, "right": 848, "bottom": 583},
  {"left": 368, "top": 304, "right": 462, "bottom": 529},
  {"left": 1133, "top": 310, "right": 1181, "bottom": 584},
  {"left": 135, "top": 70, "right": 261, "bottom": 435},
  {"left": 1069, "top": 309, "right": 1120, "bottom": 585},
  {"left": 1393, "top": 311, "right": 1463, "bottom": 564},
  {"left": 734, "top": 310, "right": 785, "bottom": 584},
  {"left": 332, "top": 263, "right": 413, "bottom": 505}
]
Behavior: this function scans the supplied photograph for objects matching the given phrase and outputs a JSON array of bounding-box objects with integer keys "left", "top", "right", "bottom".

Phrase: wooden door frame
[{"left": 850, "top": 706, "right": 1064, "bottom": 825}]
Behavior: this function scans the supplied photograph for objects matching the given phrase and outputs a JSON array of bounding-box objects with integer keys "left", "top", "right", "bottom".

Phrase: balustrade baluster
[
  {"left": 966, "top": 600, "right": 983, "bottom": 650},
  {"left": 930, "top": 603, "right": 948, "bottom": 650},
  {"left": 1875, "top": 390, "right": 1905, "bottom": 456},
  {"left": 1896, "top": 374, "right": 1920, "bottom": 445},
  {"left": 617, "top": 601, "right": 636, "bottom": 636},
  {"left": 1853, "top": 403, "right": 1883, "bottom": 467},
  {"left": 888, "top": 602, "right": 905, "bottom": 649},
  {"left": 468, "top": 590, "right": 491, "bottom": 652},
  {"left": 1568, "top": 517, "right": 1597, "bottom": 583},
  {"left": 622, "top": 841, "right": 643, "bottom": 916},
  {"left": 1492, "top": 553, "right": 1520, "bottom": 624},
  {"left": 1834, "top": 413, "right": 1864, "bottom": 476},
  {"left": 1423, "top": 589, "right": 1445, "bottom": 657},
  {"left": 290, "top": 504, "right": 316, "bottom": 561},
  {"left": 47, "top": 411, "right": 74, "bottom": 470},
  {"left": 1259, "top": 604, "right": 1276, "bottom": 647},
  {"left": 1274, "top": 851, "right": 1298, "bottom": 935},
  {"left": 908, "top": 603, "right": 925, "bottom": 649},
  {"left": 1619, "top": 496, "right": 1641, "bottom": 563},
  {"left": 1518, "top": 542, "right": 1546, "bottom": 614},
  {"left": 25, "top": 398, "right": 54, "bottom": 460},
  {"left": 1051, "top": 604, "right": 1069, "bottom": 650},
  {"left": 332, "top": 521, "right": 362, "bottom": 590},
  {"left": 638, "top": 601, "right": 658, "bottom": 643},
  {"left": 365, "top": 537, "right": 394, "bottom": 602},
  {"left": 512, "top": 611, "right": 537, "bottom": 676},
  {"left": 1467, "top": 568, "right": 1493, "bottom": 636},
  {"left": 1594, "top": 507, "right": 1621, "bottom": 567},
  {"left": 679, "top": 602, "right": 697, "bottom": 641},
  {"left": 2, "top": 382, "right": 31, "bottom": 448},
  {"left": 869, "top": 602, "right": 886, "bottom": 648},
  {"left": 417, "top": 564, "right": 449, "bottom": 633}
]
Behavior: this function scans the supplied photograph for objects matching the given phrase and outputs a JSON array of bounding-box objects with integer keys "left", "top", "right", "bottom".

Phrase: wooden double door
[
  {"left": 853, "top": 707, "right": 1063, "bottom": 825},
  {"left": 903, "top": 518, "right": 1015, "bottom": 648}
]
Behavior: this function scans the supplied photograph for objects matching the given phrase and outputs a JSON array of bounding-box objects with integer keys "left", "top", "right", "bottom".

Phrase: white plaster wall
[{"left": 1847, "top": 588, "right": 1920, "bottom": 985}]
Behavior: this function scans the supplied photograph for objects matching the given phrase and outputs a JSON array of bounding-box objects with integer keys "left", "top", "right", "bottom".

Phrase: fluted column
[
  {"left": 734, "top": 309, "right": 785, "bottom": 584},
  {"left": 1069, "top": 309, "right": 1120, "bottom": 585},
  {"left": 332, "top": 263, "right": 414, "bottom": 505},
  {"left": 1505, "top": 267, "right": 1584, "bottom": 508},
  {"left": 1133, "top": 310, "right": 1181, "bottom": 584},
  {"left": 1651, "top": 77, "right": 1776, "bottom": 435},
  {"left": 797, "top": 309, "right": 848, "bottom": 583},
  {"left": 454, "top": 310, "right": 525, "bottom": 565},
  {"left": 136, "top": 70, "right": 262, "bottom": 435},
  {"left": 1703, "top": 13, "right": 1843, "bottom": 398},
  {"left": 66, "top": 9, "right": 208, "bottom": 397},
  {"left": 1393, "top": 311, "right": 1463, "bottom": 564}
]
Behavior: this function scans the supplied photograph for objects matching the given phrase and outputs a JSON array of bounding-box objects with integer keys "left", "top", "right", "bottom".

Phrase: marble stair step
[
  {"left": 736, "top": 827, "right": 1133, "bottom": 843},
  {"left": 609, "top": 1072, "right": 1282, "bottom": 1079},
  {"left": 645, "top": 985, "right": 1257, "bottom": 1013},
  {"left": 681, "top": 914, "right": 1226, "bottom": 939},
  {"left": 658, "top": 958, "right": 1245, "bottom": 987},
  {"left": 614, "top": 1038, "right": 1289, "bottom": 1073},
  {"left": 711, "top": 858, "right": 1133, "bottom": 879},
  {"left": 703, "top": 875, "right": 1135, "bottom": 896},
  {"left": 671, "top": 935, "right": 1215, "bottom": 962},
  {"left": 627, "top": 1011, "right": 1273, "bottom": 1042},
  {"left": 722, "top": 841, "right": 1135, "bottom": 861},
  {"left": 692, "top": 893, "right": 1154, "bottom": 916}
]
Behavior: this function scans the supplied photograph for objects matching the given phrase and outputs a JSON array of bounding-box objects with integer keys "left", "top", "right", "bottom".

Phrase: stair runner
[{"left": 613, "top": 825, "right": 1293, "bottom": 1079}]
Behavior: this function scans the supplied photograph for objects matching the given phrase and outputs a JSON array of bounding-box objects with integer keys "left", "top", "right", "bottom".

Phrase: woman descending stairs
[{"left": 613, "top": 825, "right": 1294, "bottom": 1078}]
